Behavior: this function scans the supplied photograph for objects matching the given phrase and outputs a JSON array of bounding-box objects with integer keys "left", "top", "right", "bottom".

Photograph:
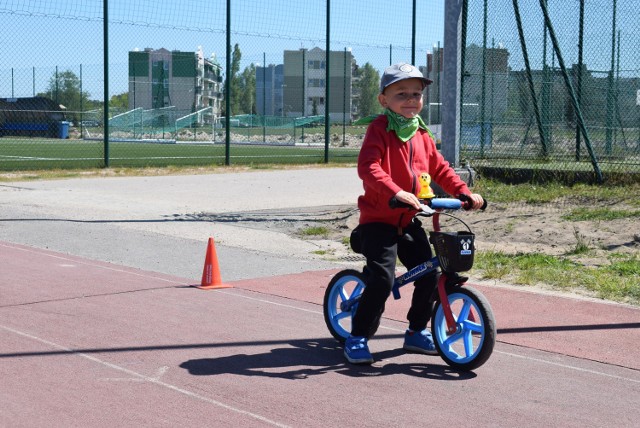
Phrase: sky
[
  {"left": 1, "top": 0, "right": 638, "bottom": 101},
  {"left": 0, "top": 0, "right": 446, "bottom": 99}
]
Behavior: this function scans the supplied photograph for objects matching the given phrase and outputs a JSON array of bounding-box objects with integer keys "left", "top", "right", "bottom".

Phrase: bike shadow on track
[{"left": 179, "top": 336, "right": 476, "bottom": 381}]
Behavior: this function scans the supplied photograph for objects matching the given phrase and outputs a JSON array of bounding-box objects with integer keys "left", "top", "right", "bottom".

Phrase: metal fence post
[
  {"left": 411, "top": 0, "right": 416, "bottom": 65},
  {"left": 103, "top": 0, "right": 109, "bottom": 167},
  {"left": 263, "top": 52, "right": 266, "bottom": 143},
  {"left": 441, "top": 0, "right": 463, "bottom": 167},
  {"left": 324, "top": 0, "right": 330, "bottom": 163},
  {"left": 225, "top": 0, "right": 231, "bottom": 165}
]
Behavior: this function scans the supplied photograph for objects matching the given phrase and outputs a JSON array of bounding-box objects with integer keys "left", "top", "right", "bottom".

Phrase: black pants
[{"left": 351, "top": 220, "right": 438, "bottom": 338}]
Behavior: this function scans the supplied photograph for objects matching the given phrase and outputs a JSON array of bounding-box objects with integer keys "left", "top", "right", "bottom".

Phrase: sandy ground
[
  {"left": 240, "top": 198, "right": 640, "bottom": 304},
  {"left": 227, "top": 198, "right": 639, "bottom": 264},
  {"left": 1, "top": 166, "right": 637, "bottom": 300}
]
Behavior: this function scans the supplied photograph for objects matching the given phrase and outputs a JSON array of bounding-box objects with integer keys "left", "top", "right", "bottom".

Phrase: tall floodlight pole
[{"left": 440, "top": 0, "right": 464, "bottom": 166}]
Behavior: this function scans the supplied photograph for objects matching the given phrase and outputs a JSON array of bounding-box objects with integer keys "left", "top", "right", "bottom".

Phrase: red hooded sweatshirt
[{"left": 357, "top": 115, "right": 471, "bottom": 228}]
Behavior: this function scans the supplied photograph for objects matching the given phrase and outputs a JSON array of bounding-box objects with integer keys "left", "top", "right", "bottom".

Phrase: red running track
[{"left": 1, "top": 241, "right": 639, "bottom": 427}]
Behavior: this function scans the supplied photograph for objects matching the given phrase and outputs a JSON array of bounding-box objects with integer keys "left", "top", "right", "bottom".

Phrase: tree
[
  {"left": 37, "top": 69, "right": 92, "bottom": 122},
  {"left": 239, "top": 64, "right": 256, "bottom": 114},
  {"left": 110, "top": 92, "right": 129, "bottom": 113},
  {"left": 355, "top": 63, "right": 381, "bottom": 118},
  {"left": 222, "top": 43, "right": 243, "bottom": 116}
]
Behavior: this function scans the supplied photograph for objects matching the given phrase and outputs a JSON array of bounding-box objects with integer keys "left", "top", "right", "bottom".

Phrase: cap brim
[{"left": 380, "top": 76, "right": 433, "bottom": 93}]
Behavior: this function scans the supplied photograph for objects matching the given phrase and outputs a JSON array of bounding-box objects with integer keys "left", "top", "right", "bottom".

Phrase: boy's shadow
[{"left": 179, "top": 336, "right": 476, "bottom": 381}]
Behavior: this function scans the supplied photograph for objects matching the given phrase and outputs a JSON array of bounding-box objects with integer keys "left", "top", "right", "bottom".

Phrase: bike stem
[{"left": 432, "top": 211, "right": 441, "bottom": 232}]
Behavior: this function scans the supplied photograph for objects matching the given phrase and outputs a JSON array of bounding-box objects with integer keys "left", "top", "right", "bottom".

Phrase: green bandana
[{"left": 384, "top": 108, "right": 427, "bottom": 142}]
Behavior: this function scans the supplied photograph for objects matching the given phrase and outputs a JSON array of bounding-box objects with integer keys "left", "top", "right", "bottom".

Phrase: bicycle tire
[
  {"left": 323, "top": 269, "right": 366, "bottom": 343},
  {"left": 431, "top": 285, "right": 496, "bottom": 371}
]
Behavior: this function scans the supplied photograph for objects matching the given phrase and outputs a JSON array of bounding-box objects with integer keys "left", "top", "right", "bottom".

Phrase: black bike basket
[{"left": 429, "top": 231, "right": 475, "bottom": 273}]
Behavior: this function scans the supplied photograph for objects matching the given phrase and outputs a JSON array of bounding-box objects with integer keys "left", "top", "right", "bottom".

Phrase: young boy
[{"left": 345, "top": 63, "right": 484, "bottom": 364}]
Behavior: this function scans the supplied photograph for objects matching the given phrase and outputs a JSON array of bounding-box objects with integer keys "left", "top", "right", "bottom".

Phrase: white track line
[
  {"left": 496, "top": 351, "right": 640, "bottom": 383},
  {"left": 3, "top": 241, "right": 638, "bottom": 385},
  {"left": 0, "top": 242, "right": 185, "bottom": 285},
  {"left": 222, "top": 290, "right": 640, "bottom": 383},
  {"left": 0, "top": 324, "right": 290, "bottom": 428}
]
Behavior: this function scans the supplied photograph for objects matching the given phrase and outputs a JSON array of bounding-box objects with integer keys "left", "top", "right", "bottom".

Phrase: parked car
[{"left": 80, "top": 120, "right": 100, "bottom": 127}]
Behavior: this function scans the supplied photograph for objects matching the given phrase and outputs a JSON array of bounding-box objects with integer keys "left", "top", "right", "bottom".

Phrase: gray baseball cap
[{"left": 379, "top": 63, "right": 432, "bottom": 93}]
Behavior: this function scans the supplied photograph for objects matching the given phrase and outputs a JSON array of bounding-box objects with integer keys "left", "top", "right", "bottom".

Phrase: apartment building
[
  {"left": 128, "top": 47, "right": 223, "bottom": 124},
  {"left": 427, "top": 44, "right": 509, "bottom": 124},
  {"left": 282, "top": 47, "right": 353, "bottom": 122},
  {"left": 255, "top": 64, "right": 284, "bottom": 116}
]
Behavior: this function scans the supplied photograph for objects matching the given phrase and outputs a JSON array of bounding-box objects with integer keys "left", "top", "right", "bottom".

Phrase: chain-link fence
[
  {"left": 1, "top": 1, "right": 639, "bottom": 183},
  {"left": 0, "top": 0, "right": 442, "bottom": 170},
  {"left": 462, "top": 0, "right": 640, "bottom": 183}
]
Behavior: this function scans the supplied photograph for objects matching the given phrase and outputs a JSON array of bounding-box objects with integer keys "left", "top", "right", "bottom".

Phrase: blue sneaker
[
  {"left": 403, "top": 329, "right": 438, "bottom": 355},
  {"left": 344, "top": 336, "right": 374, "bottom": 364}
]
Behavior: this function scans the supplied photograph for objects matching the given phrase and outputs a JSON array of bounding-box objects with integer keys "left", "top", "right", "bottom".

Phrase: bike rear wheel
[
  {"left": 323, "top": 269, "right": 366, "bottom": 343},
  {"left": 431, "top": 285, "right": 496, "bottom": 371}
]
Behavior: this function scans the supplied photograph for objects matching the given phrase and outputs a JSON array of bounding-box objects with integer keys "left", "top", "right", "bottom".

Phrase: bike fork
[{"left": 437, "top": 274, "right": 458, "bottom": 334}]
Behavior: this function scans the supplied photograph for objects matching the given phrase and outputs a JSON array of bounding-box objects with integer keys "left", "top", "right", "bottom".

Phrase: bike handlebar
[
  {"left": 389, "top": 196, "right": 488, "bottom": 213},
  {"left": 430, "top": 198, "right": 464, "bottom": 210}
]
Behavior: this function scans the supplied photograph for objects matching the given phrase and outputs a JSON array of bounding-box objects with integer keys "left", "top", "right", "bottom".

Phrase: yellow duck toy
[{"left": 417, "top": 172, "right": 435, "bottom": 199}]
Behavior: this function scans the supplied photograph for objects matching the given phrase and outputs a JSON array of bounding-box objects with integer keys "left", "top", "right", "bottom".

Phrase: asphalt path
[
  {"left": 1, "top": 168, "right": 639, "bottom": 427},
  {"left": 0, "top": 168, "right": 361, "bottom": 280}
]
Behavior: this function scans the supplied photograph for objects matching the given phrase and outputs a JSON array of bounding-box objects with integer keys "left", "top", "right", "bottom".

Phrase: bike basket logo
[{"left": 459, "top": 238, "right": 472, "bottom": 256}]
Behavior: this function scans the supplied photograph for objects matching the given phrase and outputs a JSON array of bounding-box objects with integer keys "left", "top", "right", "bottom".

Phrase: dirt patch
[
  {"left": 200, "top": 199, "right": 639, "bottom": 270},
  {"left": 451, "top": 200, "right": 640, "bottom": 266},
  {"left": 277, "top": 199, "right": 640, "bottom": 303}
]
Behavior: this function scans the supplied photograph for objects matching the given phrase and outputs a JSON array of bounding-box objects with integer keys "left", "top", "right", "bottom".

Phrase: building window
[
  {"left": 308, "top": 60, "right": 325, "bottom": 70},
  {"left": 308, "top": 78, "right": 325, "bottom": 88}
]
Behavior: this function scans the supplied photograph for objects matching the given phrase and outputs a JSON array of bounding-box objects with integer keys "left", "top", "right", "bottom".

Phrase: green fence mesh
[
  {"left": 0, "top": 0, "right": 638, "bottom": 183},
  {"left": 462, "top": 0, "right": 640, "bottom": 183}
]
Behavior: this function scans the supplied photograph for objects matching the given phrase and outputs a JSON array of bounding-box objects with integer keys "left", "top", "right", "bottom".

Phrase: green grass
[
  {"left": 300, "top": 226, "right": 330, "bottom": 237},
  {"left": 562, "top": 207, "right": 640, "bottom": 221},
  {"left": 0, "top": 138, "right": 358, "bottom": 171},
  {"left": 228, "top": 124, "right": 367, "bottom": 138},
  {"left": 468, "top": 179, "right": 640, "bottom": 304},
  {"left": 566, "top": 227, "right": 592, "bottom": 255},
  {"left": 475, "top": 178, "right": 640, "bottom": 206},
  {"left": 474, "top": 251, "right": 640, "bottom": 305},
  {"left": 1, "top": 154, "right": 638, "bottom": 304}
]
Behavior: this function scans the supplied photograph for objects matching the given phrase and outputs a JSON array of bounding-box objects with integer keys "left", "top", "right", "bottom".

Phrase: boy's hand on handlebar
[
  {"left": 394, "top": 190, "right": 422, "bottom": 210},
  {"left": 458, "top": 193, "right": 485, "bottom": 210}
]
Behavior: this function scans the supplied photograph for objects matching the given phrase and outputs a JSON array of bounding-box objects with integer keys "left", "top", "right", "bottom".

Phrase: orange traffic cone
[{"left": 196, "top": 237, "right": 232, "bottom": 290}]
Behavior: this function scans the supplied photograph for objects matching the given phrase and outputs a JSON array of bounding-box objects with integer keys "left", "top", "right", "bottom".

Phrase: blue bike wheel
[
  {"left": 323, "top": 269, "right": 366, "bottom": 343},
  {"left": 431, "top": 286, "right": 496, "bottom": 371}
]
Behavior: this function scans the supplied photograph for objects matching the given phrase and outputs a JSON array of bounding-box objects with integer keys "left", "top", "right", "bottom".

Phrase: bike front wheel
[
  {"left": 431, "top": 286, "right": 496, "bottom": 371},
  {"left": 323, "top": 269, "right": 366, "bottom": 343}
]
